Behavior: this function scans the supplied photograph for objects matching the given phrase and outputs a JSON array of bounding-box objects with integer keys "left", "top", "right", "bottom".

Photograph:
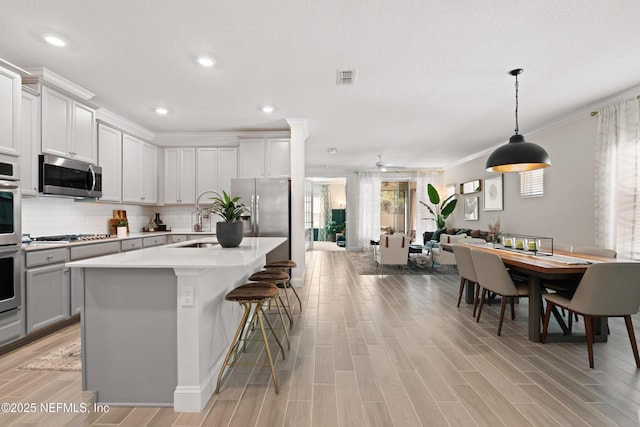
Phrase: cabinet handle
[
  {"left": 69, "top": 151, "right": 77, "bottom": 156},
  {"left": 47, "top": 255, "right": 53, "bottom": 260}
]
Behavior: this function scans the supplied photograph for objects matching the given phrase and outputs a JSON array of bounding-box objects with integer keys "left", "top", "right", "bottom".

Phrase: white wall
[{"left": 443, "top": 115, "right": 598, "bottom": 247}]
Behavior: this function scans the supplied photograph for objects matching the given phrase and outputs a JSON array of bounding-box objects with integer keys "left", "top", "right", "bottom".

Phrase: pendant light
[{"left": 486, "top": 69, "right": 551, "bottom": 172}]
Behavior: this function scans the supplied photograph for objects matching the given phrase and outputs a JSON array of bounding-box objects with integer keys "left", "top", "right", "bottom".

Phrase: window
[{"left": 520, "top": 169, "right": 544, "bottom": 198}]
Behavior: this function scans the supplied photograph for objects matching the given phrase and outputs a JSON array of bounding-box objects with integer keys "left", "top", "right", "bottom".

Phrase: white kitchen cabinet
[
  {"left": 238, "top": 139, "right": 265, "bottom": 178},
  {"left": 165, "top": 148, "right": 196, "bottom": 204},
  {"left": 218, "top": 147, "right": 238, "bottom": 192},
  {"left": 97, "top": 123, "right": 122, "bottom": 202},
  {"left": 142, "top": 142, "right": 158, "bottom": 204},
  {"left": 19, "top": 89, "right": 40, "bottom": 195},
  {"left": 25, "top": 248, "right": 70, "bottom": 333},
  {"left": 196, "top": 147, "right": 237, "bottom": 195},
  {"left": 0, "top": 64, "right": 20, "bottom": 156},
  {"left": 41, "top": 86, "right": 97, "bottom": 164},
  {"left": 122, "top": 134, "right": 157, "bottom": 204},
  {"left": 267, "top": 139, "right": 290, "bottom": 177},
  {"left": 238, "top": 138, "right": 289, "bottom": 178}
]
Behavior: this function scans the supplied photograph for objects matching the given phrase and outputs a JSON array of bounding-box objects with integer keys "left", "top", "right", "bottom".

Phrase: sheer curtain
[
  {"left": 353, "top": 171, "right": 381, "bottom": 250},
  {"left": 594, "top": 97, "right": 640, "bottom": 260},
  {"left": 416, "top": 170, "right": 436, "bottom": 245},
  {"left": 318, "top": 184, "right": 331, "bottom": 241}
]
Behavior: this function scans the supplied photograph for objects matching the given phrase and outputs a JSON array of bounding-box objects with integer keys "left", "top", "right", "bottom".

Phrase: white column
[{"left": 286, "top": 118, "right": 308, "bottom": 285}]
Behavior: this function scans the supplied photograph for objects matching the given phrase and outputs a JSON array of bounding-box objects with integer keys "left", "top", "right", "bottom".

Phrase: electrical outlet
[{"left": 181, "top": 286, "right": 194, "bottom": 307}]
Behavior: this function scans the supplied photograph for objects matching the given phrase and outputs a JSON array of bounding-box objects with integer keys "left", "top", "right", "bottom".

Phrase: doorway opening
[
  {"left": 381, "top": 180, "right": 417, "bottom": 242},
  {"left": 307, "top": 177, "right": 347, "bottom": 251}
]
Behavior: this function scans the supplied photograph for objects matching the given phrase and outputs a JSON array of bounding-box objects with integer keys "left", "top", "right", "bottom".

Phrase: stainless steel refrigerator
[{"left": 231, "top": 177, "right": 291, "bottom": 263}]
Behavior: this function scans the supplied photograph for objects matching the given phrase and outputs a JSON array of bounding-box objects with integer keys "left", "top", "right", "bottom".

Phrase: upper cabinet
[
  {"left": 164, "top": 148, "right": 196, "bottom": 204},
  {"left": 238, "top": 138, "right": 290, "bottom": 178},
  {"left": 19, "top": 89, "right": 40, "bottom": 195},
  {"left": 41, "top": 86, "right": 96, "bottom": 164},
  {"left": 0, "top": 64, "right": 21, "bottom": 156},
  {"left": 23, "top": 68, "right": 98, "bottom": 164},
  {"left": 195, "top": 147, "right": 237, "bottom": 195},
  {"left": 122, "top": 134, "right": 157, "bottom": 204},
  {"left": 97, "top": 123, "right": 122, "bottom": 202}
]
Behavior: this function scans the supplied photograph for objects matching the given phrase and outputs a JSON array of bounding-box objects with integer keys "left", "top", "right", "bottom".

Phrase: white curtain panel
[
  {"left": 416, "top": 170, "right": 436, "bottom": 244},
  {"left": 594, "top": 97, "right": 640, "bottom": 260},
  {"left": 354, "top": 171, "right": 381, "bottom": 250}
]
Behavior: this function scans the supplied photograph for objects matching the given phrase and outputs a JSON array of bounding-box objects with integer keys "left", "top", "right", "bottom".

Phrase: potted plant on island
[
  {"left": 419, "top": 183, "right": 457, "bottom": 239},
  {"left": 206, "top": 191, "right": 249, "bottom": 247},
  {"left": 117, "top": 219, "right": 128, "bottom": 238}
]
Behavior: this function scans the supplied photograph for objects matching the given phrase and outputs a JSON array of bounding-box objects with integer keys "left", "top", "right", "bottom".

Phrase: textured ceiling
[{"left": 1, "top": 0, "right": 640, "bottom": 176}]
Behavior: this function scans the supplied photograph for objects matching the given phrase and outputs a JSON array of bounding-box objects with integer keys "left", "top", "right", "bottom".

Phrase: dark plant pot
[{"left": 216, "top": 221, "right": 244, "bottom": 248}]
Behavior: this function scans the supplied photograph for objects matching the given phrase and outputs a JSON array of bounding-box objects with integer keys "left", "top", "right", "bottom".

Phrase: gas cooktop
[{"left": 27, "top": 234, "right": 114, "bottom": 244}]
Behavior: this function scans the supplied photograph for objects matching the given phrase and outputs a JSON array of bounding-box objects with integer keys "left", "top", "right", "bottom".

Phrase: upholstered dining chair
[
  {"left": 544, "top": 245, "right": 617, "bottom": 330},
  {"left": 452, "top": 244, "right": 480, "bottom": 316},
  {"left": 470, "top": 249, "right": 529, "bottom": 336},
  {"left": 375, "top": 233, "right": 410, "bottom": 273},
  {"left": 541, "top": 262, "right": 640, "bottom": 369}
]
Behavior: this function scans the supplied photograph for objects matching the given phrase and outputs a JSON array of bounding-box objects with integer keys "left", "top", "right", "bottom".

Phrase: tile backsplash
[{"left": 21, "top": 197, "right": 203, "bottom": 237}]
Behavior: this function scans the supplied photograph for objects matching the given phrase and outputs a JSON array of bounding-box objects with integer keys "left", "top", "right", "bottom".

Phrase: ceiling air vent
[{"left": 336, "top": 69, "right": 356, "bottom": 85}]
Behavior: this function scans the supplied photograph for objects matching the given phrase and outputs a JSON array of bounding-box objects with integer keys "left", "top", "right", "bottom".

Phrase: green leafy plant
[
  {"left": 419, "top": 183, "right": 457, "bottom": 230},
  {"left": 206, "top": 191, "right": 249, "bottom": 222},
  {"left": 325, "top": 220, "right": 344, "bottom": 235},
  {"left": 118, "top": 219, "right": 128, "bottom": 227}
]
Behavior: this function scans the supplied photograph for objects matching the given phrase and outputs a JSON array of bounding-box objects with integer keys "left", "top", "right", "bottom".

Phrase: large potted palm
[
  {"left": 419, "top": 183, "right": 457, "bottom": 233},
  {"left": 207, "top": 191, "right": 248, "bottom": 247}
]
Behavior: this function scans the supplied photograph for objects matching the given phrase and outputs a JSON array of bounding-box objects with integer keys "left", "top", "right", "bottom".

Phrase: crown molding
[
  {"left": 22, "top": 67, "right": 95, "bottom": 101},
  {"left": 96, "top": 109, "right": 154, "bottom": 142}
]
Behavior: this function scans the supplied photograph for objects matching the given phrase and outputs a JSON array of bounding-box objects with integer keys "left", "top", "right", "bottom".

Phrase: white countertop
[{"left": 66, "top": 237, "right": 286, "bottom": 269}]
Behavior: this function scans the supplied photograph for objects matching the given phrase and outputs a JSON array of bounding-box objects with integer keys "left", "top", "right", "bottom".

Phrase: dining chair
[
  {"left": 470, "top": 249, "right": 529, "bottom": 336},
  {"left": 572, "top": 246, "right": 617, "bottom": 258},
  {"left": 541, "top": 262, "right": 640, "bottom": 369},
  {"left": 452, "top": 244, "right": 480, "bottom": 316},
  {"left": 545, "top": 245, "right": 616, "bottom": 330}
]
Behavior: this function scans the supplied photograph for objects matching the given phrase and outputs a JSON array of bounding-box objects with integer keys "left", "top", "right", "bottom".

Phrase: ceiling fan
[{"left": 375, "top": 154, "right": 406, "bottom": 172}]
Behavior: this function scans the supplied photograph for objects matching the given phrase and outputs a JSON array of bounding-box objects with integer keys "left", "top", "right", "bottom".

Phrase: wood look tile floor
[{"left": 1, "top": 249, "right": 640, "bottom": 426}]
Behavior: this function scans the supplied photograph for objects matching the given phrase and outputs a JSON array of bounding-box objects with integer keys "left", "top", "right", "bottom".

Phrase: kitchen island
[{"left": 66, "top": 236, "right": 287, "bottom": 412}]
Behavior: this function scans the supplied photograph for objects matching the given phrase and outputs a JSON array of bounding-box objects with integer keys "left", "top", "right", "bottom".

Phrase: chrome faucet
[{"left": 193, "top": 191, "right": 219, "bottom": 232}]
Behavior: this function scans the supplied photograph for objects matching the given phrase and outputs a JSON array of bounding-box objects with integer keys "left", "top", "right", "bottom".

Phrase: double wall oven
[{"left": 0, "top": 155, "right": 21, "bottom": 313}]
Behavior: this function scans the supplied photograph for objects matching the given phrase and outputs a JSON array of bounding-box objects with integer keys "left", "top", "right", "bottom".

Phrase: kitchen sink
[{"left": 178, "top": 242, "right": 219, "bottom": 248}]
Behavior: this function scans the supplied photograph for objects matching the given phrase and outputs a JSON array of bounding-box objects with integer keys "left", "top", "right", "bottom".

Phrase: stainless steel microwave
[{"left": 39, "top": 154, "right": 102, "bottom": 198}]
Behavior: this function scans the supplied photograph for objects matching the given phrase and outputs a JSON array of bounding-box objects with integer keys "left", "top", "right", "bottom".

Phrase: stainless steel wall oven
[{"left": 0, "top": 155, "right": 20, "bottom": 313}]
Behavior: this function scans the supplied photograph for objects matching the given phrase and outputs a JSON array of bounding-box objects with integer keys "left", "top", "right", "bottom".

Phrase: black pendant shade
[
  {"left": 486, "top": 69, "right": 552, "bottom": 172},
  {"left": 486, "top": 134, "right": 551, "bottom": 172}
]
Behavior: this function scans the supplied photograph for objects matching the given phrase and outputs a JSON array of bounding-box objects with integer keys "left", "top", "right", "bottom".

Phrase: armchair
[{"left": 375, "top": 233, "right": 410, "bottom": 272}]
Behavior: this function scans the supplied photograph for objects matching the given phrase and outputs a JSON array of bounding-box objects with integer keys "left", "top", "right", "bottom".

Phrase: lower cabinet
[
  {"left": 25, "top": 263, "right": 70, "bottom": 333},
  {"left": 69, "top": 241, "right": 121, "bottom": 314}
]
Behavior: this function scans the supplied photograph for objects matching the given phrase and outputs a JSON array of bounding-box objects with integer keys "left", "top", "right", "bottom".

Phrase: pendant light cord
[{"left": 514, "top": 73, "right": 519, "bottom": 135}]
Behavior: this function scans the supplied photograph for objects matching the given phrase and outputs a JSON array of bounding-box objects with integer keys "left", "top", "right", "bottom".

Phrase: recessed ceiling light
[
  {"left": 328, "top": 148, "right": 338, "bottom": 154},
  {"left": 196, "top": 56, "right": 215, "bottom": 67},
  {"left": 261, "top": 105, "right": 274, "bottom": 113},
  {"left": 155, "top": 107, "right": 169, "bottom": 115},
  {"left": 44, "top": 35, "right": 66, "bottom": 47}
]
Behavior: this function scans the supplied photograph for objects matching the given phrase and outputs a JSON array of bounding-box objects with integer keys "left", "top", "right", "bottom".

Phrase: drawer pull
[{"left": 47, "top": 255, "right": 53, "bottom": 260}]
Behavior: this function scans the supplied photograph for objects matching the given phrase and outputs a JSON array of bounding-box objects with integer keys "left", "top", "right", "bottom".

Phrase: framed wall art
[
  {"left": 464, "top": 196, "right": 479, "bottom": 221},
  {"left": 460, "top": 179, "right": 481, "bottom": 194},
  {"left": 484, "top": 174, "right": 503, "bottom": 211}
]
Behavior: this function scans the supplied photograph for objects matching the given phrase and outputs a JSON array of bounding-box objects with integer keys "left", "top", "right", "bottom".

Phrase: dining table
[{"left": 442, "top": 242, "right": 615, "bottom": 342}]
